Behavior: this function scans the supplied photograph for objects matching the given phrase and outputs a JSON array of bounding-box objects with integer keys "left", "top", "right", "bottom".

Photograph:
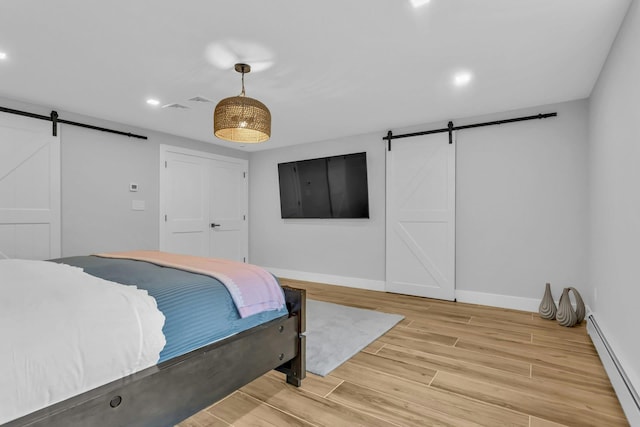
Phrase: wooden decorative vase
[
  {"left": 556, "top": 287, "right": 578, "bottom": 327},
  {"left": 538, "top": 282, "right": 557, "bottom": 320},
  {"left": 569, "top": 287, "right": 586, "bottom": 324}
]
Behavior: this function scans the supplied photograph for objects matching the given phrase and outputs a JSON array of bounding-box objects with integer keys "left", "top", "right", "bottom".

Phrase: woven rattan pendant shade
[
  {"left": 214, "top": 95, "right": 271, "bottom": 143},
  {"left": 213, "top": 63, "right": 271, "bottom": 143}
]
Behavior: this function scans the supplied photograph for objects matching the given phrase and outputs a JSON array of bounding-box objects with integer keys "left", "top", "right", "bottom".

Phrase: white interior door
[
  {"left": 209, "top": 158, "right": 248, "bottom": 262},
  {"left": 0, "top": 113, "right": 60, "bottom": 260},
  {"left": 160, "top": 146, "right": 248, "bottom": 262},
  {"left": 386, "top": 132, "right": 456, "bottom": 300},
  {"left": 160, "top": 150, "right": 210, "bottom": 257}
]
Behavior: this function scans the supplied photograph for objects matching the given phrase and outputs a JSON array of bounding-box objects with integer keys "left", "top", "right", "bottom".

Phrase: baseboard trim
[
  {"left": 265, "top": 273, "right": 592, "bottom": 315},
  {"left": 455, "top": 289, "right": 541, "bottom": 312},
  {"left": 587, "top": 314, "right": 639, "bottom": 426},
  {"left": 263, "top": 267, "right": 386, "bottom": 292}
]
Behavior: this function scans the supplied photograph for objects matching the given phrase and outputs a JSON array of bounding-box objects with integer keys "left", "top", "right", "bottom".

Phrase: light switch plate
[{"left": 132, "top": 200, "right": 145, "bottom": 211}]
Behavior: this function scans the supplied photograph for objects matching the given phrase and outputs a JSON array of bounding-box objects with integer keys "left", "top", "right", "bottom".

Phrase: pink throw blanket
[{"left": 96, "top": 251, "right": 285, "bottom": 318}]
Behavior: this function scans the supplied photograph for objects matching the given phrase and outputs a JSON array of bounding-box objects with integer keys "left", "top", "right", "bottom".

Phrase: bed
[{"left": 1, "top": 251, "right": 306, "bottom": 427}]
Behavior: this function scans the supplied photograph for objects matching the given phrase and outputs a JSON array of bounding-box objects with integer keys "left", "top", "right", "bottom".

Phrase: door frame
[{"left": 159, "top": 145, "right": 248, "bottom": 260}]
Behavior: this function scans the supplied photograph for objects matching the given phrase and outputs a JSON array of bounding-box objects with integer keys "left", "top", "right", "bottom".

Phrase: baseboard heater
[{"left": 587, "top": 314, "right": 639, "bottom": 425}]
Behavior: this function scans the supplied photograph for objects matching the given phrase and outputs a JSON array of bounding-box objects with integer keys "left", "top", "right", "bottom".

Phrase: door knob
[{"left": 210, "top": 223, "right": 221, "bottom": 228}]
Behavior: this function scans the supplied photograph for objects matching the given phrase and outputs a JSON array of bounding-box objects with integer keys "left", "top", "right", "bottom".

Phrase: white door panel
[
  {"left": 209, "top": 158, "right": 247, "bottom": 262},
  {"left": 160, "top": 146, "right": 248, "bottom": 262},
  {"left": 0, "top": 113, "right": 60, "bottom": 259},
  {"left": 386, "top": 133, "right": 455, "bottom": 300},
  {"left": 161, "top": 152, "right": 209, "bottom": 257}
]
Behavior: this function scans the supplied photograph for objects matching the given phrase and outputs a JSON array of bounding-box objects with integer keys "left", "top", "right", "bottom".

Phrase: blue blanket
[{"left": 50, "top": 256, "right": 288, "bottom": 362}]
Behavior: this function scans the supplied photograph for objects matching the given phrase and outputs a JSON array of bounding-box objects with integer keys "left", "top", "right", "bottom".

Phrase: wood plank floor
[{"left": 179, "top": 279, "right": 629, "bottom": 427}]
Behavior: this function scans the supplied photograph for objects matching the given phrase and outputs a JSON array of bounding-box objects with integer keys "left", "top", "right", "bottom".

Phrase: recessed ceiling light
[
  {"left": 453, "top": 71, "right": 473, "bottom": 87},
  {"left": 0, "top": 52, "right": 7, "bottom": 60},
  {"left": 410, "top": 0, "right": 431, "bottom": 8},
  {"left": 146, "top": 99, "right": 160, "bottom": 106}
]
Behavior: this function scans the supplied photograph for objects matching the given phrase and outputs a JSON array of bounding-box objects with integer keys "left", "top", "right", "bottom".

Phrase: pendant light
[{"left": 213, "top": 63, "right": 271, "bottom": 143}]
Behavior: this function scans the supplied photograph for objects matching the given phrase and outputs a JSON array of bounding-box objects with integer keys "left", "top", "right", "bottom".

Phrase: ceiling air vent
[
  {"left": 161, "top": 103, "right": 190, "bottom": 109},
  {"left": 188, "top": 96, "right": 212, "bottom": 103}
]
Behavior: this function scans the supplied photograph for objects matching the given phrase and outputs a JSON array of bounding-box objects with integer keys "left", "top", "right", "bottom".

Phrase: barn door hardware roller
[
  {"left": 383, "top": 112, "right": 557, "bottom": 151},
  {"left": 0, "top": 105, "right": 148, "bottom": 140}
]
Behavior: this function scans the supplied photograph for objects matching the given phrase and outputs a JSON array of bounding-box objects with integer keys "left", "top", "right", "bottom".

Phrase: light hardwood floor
[{"left": 179, "top": 279, "right": 629, "bottom": 427}]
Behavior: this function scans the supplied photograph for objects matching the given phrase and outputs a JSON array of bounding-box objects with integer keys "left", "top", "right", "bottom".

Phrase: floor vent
[{"left": 587, "top": 314, "right": 639, "bottom": 425}]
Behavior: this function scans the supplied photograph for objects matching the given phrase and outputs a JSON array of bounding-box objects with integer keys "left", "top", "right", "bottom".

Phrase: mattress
[{"left": 52, "top": 255, "right": 289, "bottom": 362}]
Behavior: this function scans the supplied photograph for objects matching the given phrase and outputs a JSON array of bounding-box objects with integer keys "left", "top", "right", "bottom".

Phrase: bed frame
[{"left": 5, "top": 286, "right": 306, "bottom": 427}]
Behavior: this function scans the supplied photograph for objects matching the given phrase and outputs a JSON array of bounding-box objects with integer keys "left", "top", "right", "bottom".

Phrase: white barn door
[
  {"left": 386, "top": 133, "right": 455, "bottom": 300},
  {"left": 0, "top": 113, "right": 60, "bottom": 260},
  {"left": 160, "top": 146, "right": 248, "bottom": 262}
]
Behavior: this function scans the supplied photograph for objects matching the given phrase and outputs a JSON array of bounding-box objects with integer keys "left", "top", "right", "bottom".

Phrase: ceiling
[{"left": 0, "top": 0, "right": 631, "bottom": 152}]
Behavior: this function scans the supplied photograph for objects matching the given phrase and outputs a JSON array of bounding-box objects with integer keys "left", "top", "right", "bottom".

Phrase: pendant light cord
[{"left": 240, "top": 70, "right": 246, "bottom": 97}]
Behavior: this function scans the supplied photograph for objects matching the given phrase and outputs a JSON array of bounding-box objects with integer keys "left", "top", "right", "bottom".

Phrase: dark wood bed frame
[{"left": 5, "top": 286, "right": 306, "bottom": 427}]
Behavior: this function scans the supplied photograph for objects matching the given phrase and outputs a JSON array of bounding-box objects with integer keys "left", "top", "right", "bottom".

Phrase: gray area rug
[{"left": 305, "top": 299, "right": 404, "bottom": 376}]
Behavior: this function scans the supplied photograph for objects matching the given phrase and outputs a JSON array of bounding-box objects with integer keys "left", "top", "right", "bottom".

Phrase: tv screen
[{"left": 278, "top": 152, "right": 370, "bottom": 219}]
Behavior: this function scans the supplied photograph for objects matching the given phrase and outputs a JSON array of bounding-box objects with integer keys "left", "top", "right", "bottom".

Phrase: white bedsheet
[{"left": 0, "top": 259, "right": 166, "bottom": 424}]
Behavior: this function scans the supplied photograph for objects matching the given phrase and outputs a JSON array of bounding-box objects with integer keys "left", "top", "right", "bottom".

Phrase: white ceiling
[{"left": 0, "top": 0, "right": 631, "bottom": 151}]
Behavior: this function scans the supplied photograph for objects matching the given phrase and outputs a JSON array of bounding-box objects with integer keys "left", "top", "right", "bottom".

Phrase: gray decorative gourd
[
  {"left": 569, "top": 287, "right": 586, "bottom": 324},
  {"left": 538, "top": 282, "right": 557, "bottom": 320},
  {"left": 556, "top": 287, "right": 578, "bottom": 327}
]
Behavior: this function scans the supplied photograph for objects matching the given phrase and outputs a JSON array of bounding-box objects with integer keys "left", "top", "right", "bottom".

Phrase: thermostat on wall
[{"left": 130, "top": 183, "right": 138, "bottom": 192}]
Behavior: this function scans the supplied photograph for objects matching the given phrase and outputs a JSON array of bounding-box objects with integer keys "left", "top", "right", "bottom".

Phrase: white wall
[
  {"left": 0, "top": 96, "right": 247, "bottom": 257},
  {"left": 61, "top": 114, "right": 248, "bottom": 257},
  {"left": 588, "top": 0, "right": 640, "bottom": 396},
  {"left": 249, "top": 133, "right": 386, "bottom": 288},
  {"left": 60, "top": 123, "right": 159, "bottom": 255},
  {"left": 456, "top": 100, "right": 589, "bottom": 304},
  {"left": 249, "top": 99, "right": 589, "bottom": 305}
]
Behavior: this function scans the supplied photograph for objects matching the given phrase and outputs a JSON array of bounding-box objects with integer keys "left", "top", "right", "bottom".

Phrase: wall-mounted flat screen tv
[{"left": 278, "top": 152, "right": 370, "bottom": 219}]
